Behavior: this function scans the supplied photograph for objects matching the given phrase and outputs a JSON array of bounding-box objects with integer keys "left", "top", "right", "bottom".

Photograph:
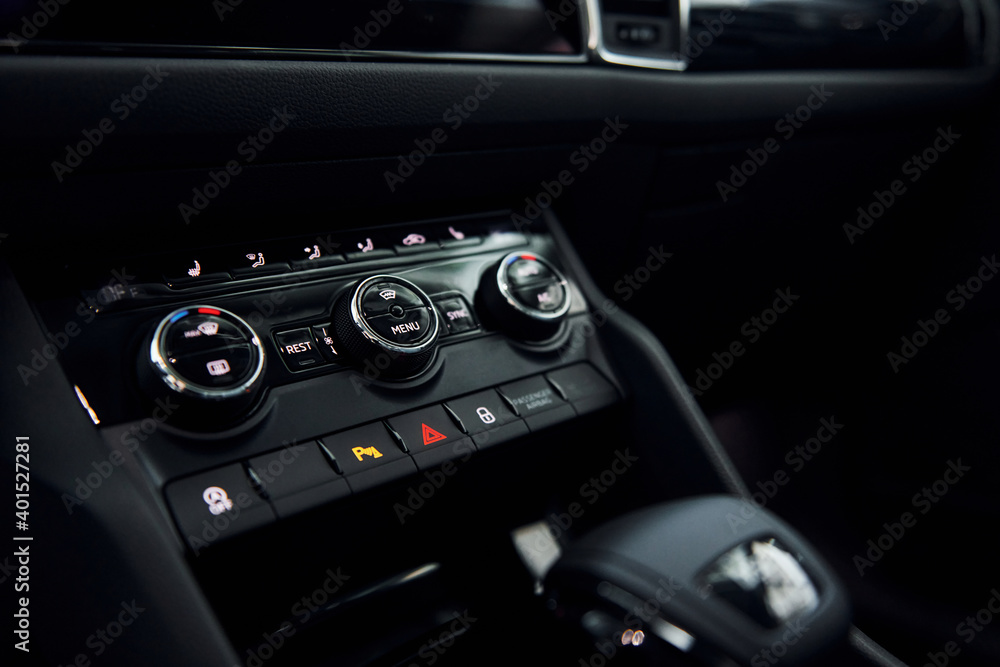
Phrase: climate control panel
[
  {"left": 136, "top": 251, "right": 575, "bottom": 428},
  {"left": 38, "top": 214, "right": 623, "bottom": 553}
]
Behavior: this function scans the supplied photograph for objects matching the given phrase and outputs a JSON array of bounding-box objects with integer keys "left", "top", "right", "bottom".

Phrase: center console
[
  {"left": 17, "top": 211, "right": 643, "bottom": 664},
  {"left": 11, "top": 207, "right": 859, "bottom": 666}
]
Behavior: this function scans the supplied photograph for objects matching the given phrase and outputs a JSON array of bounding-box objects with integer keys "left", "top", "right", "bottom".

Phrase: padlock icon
[{"left": 476, "top": 407, "right": 496, "bottom": 424}]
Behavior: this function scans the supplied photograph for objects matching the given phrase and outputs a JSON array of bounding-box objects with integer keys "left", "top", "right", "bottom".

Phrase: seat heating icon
[{"left": 206, "top": 359, "right": 231, "bottom": 376}]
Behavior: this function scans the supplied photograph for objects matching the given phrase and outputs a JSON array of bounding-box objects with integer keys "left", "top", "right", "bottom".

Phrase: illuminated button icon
[
  {"left": 476, "top": 407, "right": 496, "bottom": 424},
  {"left": 197, "top": 321, "right": 219, "bottom": 336},
  {"left": 206, "top": 359, "right": 232, "bottom": 376},
  {"left": 379, "top": 289, "right": 397, "bottom": 301},
  {"left": 621, "top": 629, "right": 644, "bottom": 646},
  {"left": 517, "top": 263, "right": 540, "bottom": 278},
  {"left": 421, "top": 423, "right": 447, "bottom": 446},
  {"left": 202, "top": 486, "right": 233, "bottom": 516},
  {"left": 352, "top": 445, "right": 383, "bottom": 462},
  {"left": 402, "top": 233, "right": 426, "bottom": 246},
  {"left": 448, "top": 226, "right": 465, "bottom": 240},
  {"left": 187, "top": 260, "right": 201, "bottom": 277}
]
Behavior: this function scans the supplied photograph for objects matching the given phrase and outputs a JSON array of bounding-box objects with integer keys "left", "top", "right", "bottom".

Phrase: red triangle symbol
[{"left": 421, "top": 423, "right": 447, "bottom": 446}]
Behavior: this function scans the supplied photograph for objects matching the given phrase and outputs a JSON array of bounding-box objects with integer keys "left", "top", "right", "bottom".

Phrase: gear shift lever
[{"left": 544, "top": 496, "right": 850, "bottom": 666}]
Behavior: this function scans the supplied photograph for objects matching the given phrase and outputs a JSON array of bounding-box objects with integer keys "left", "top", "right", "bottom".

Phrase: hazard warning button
[{"left": 387, "top": 405, "right": 473, "bottom": 470}]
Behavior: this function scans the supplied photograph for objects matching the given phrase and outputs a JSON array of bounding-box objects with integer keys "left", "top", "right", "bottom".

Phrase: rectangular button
[
  {"left": 392, "top": 230, "right": 439, "bottom": 254},
  {"left": 344, "top": 233, "right": 395, "bottom": 261},
  {"left": 445, "top": 389, "right": 519, "bottom": 436},
  {"left": 498, "top": 375, "right": 565, "bottom": 418},
  {"left": 522, "top": 404, "right": 576, "bottom": 432},
  {"left": 435, "top": 297, "right": 478, "bottom": 334},
  {"left": 164, "top": 272, "right": 231, "bottom": 288},
  {"left": 437, "top": 222, "right": 482, "bottom": 248},
  {"left": 291, "top": 254, "right": 345, "bottom": 271},
  {"left": 160, "top": 252, "right": 228, "bottom": 287},
  {"left": 164, "top": 464, "right": 275, "bottom": 550},
  {"left": 310, "top": 323, "right": 342, "bottom": 362},
  {"left": 231, "top": 262, "right": 291, "bottom": 279},
  {"left": 473, "top": 420, "right": 530, "bottom": 450},
  {"left": 386, "top": 405, "right": 473, "bottom": 470},
  {"left": 248, "top": 443, "right": 349, "bottom": 518},
  {"left": 546, "top": 364, "right": 620, "bottom": 416},
  {"left": 274, "top": 328, "right": 325, "bottom": 371},
  {"left": 288, "top": 237, "right": 346, "bottom": 270},
  {"left": 320, "top": 422, "right": 416, "bottom": 492}
]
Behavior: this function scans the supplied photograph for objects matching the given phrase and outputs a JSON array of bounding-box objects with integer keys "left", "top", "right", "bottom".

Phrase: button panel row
[
  {"left": 273, "top": 296, "right": 478, "bottom": 372},
  {"left": 164, "top": 364, "right": 619, "bottom": 549},
  {"left": 158, "top": 220, "right": 526, "bottom": 288}
]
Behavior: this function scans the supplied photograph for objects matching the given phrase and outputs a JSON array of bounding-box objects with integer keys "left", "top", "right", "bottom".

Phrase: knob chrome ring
[
  {"left": 149, "top": 305, "right": 265, "bottom": 401},
  {"left": 495, "top": 252, "right": 572, "bottom": 322},
  {"left": 348, "top": 275, "right": 440, "bottom": 356}
]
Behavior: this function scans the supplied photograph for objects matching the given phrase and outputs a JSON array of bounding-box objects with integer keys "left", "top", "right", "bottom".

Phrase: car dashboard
[{"left": 2, "top": 0, "right": 1000, "bottom": 665}]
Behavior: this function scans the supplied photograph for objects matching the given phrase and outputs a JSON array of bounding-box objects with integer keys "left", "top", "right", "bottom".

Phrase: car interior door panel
[{"left": 2, "top": 0, "right": 1000, "bottom": 665}]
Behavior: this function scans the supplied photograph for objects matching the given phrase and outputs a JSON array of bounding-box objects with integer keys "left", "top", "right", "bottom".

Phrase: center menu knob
[{"left": 332, "top": 275, "right": 440, "bottom": 378}]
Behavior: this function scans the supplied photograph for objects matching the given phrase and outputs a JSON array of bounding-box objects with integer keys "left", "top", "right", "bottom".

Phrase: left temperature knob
[{"left": 141, "top": 305, "right": 266, "bottom": 426}]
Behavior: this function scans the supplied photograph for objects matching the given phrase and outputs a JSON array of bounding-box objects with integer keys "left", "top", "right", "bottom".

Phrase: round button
[
  {"left": 332, "top": 275, "right": 440, "bottom": 378},
  {"left": 360, "top": 281, "right": 424, "bottom": 317},
  {"left": 142, "top": 306, "right": 266, "bottom": 421},
  {"left": 481, "top": 253, "right": 572, "bottom": 341}
]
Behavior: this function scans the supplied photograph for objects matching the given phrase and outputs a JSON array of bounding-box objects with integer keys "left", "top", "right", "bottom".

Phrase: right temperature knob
[{"left": 482, "top": 252, "right": 571, "bottom": 341}]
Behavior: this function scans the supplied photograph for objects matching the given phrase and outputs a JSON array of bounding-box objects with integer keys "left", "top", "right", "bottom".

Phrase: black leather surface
[{"left": 0, "top": 57, "right": 995, "bottom": 176}]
